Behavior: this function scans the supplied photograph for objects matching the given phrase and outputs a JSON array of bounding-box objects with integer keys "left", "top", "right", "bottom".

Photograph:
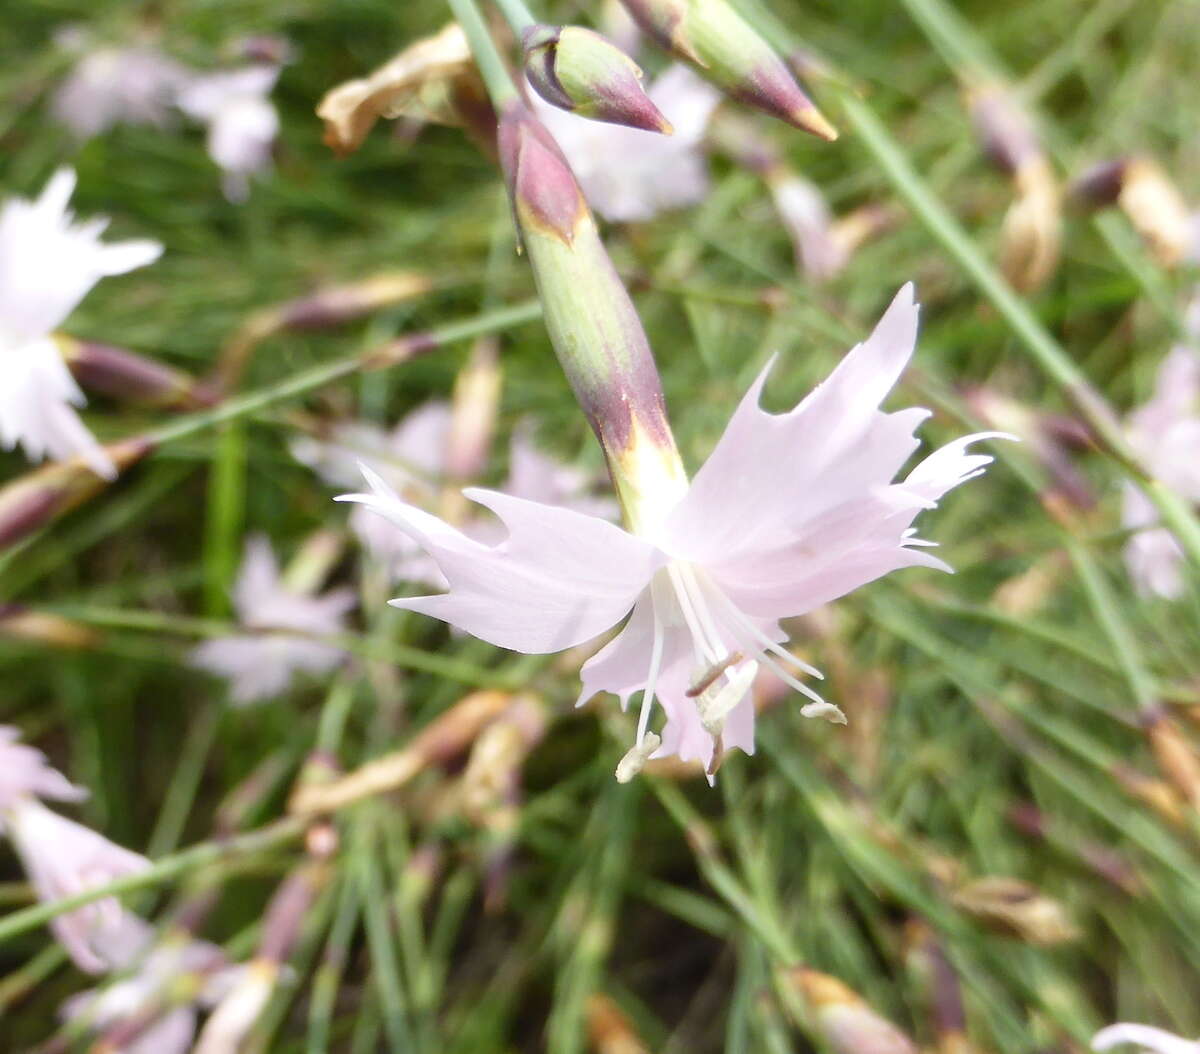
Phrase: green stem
[
  {"left": 446, "top": 0, "right": 521, "bottom": 106},
  {"left": 46, "top": 604, "right": 526, "bottom": 690},
  {"left": 834, "top": 90, "right": 1200, "bottom": 577},
  {"left": 491, "top": 0, "right": 538, "bottom": 35},
  {"left": 0, "top": 816, "right": 306, "bottom": 949},
  {"left": 148, "top": 301, "right": 541, "bottom": 449}
]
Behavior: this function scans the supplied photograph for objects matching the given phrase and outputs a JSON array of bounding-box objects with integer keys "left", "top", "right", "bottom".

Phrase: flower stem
[
  {"left": 491, "top": 0, "right": 538, "bottom": 34},
  {"left": 148, "top": 300, "right": 540, "bottom": 448},
  {"left": 0, "top": 816, "right": 307, "bottom": 950},
  {"left": 836, "top": 90, "right": 1200, "bottom": 576},
  {"left": 445, "top": 0, "right": 521, "bottom": 106}
]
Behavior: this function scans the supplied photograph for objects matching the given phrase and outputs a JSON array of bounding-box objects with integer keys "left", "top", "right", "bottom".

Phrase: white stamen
[
  {"left": 637, "top": 607, "right": 665, "bottom": 748},
  {"left": 801, "top": 700, "right": 847, "bottom": 724},
  {"left": 698, "top": 575, "right": 823, "bottom": 679},
  {"left": 615, "top": 732, "right": 661, "bottom": 783},
  {"left": 696, "top": 661, "right": 759, "bottom": 736},
  {"left": 666, "top": 564, "right": 722, "bottom": 665}
]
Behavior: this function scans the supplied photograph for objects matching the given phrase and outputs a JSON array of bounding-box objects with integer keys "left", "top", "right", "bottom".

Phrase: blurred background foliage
[{"left": 1, "top": 0, "right": 1198, "bottom": 1050}]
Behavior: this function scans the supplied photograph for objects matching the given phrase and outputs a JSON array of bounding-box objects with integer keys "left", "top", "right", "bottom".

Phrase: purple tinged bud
[
  {"left": 0, "top": 437, "right": 152, "bottom": 552},
  {"left": 522, "top": 24, "right": 672, "bottom": 133},
  {"left": 1071, "top": 156, "right": 1193, "bottom": 266},
  {"left": 497, "top": 100, "right": 687, "bottom": 526},
  {"left": 617, "top": 0, "right": 837, "bottom": 140},
  {"left": 58, "top": 337, "right": 218, "bottom": 410},
  {"left": 967, "top": 83, "right": 1043, "bottom": 176}
]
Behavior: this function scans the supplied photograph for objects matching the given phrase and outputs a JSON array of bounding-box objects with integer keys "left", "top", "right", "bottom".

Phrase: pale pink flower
[
  {"left": 0, "top": 725, "right": 87, "bottom": 819},
  {"left": 61, "top": 920, "right": 242, "bottom": 1054},
  {"left": 4, "top": 798, "right": 150, "bottom": 973},
  {"left": 1094, "top": 1023, "right": 1200, "bottom": 1054},
  {"left": 0, "top": 169, "right": 162, "bottom": 478},
  {"left": 342, "top": 286, "right": 1004, "bottom": 773},
  {"left": 533, "top": 65, "right": 721, "bottom": 222},
  {"left": 177, "top": 65, "right": 280, "bottom": 202},
  {"left": 52, "top": 38, "right": 188, "bottom": 140},
  {"left": 769, "top": 175, "right": 847, "bottom": 281},
  {"left": 189, "top": 535, "right": 355, "bottom": 703},
  {"left": 291, "top": 403, "right": 451, "bottom": 584},
  {"left": 292, "top": 406, "right": 616, "bottom": 585},
  {"left": 1122, "top": 345, "right": 1200, "bottom": 599}
]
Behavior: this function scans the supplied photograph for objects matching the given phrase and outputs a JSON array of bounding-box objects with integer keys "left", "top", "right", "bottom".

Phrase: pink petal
[
  {"left": 664, "top": 285, "right": 924, "bottom": 565},
  {"left": 341, "top": 469, "right": 660, "bottom": 653}
]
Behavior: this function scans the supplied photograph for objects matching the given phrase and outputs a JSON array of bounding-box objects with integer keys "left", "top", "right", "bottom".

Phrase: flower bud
[
  {"left": 57, "top": 336, "right": 218, "bottom": 411},
  {"left": 1142, "top": 704, "right": 1200, "bottom": 808},
  {"left": 0, "top": 606, "right": 100, "bottom": 649},
  {"left": 1071, "top": 157, "right": 1193, "bottom": 267},
  {"left": 498, "top": 100, "right": 688, "bottom": 530},
  {"left": 999, "top": 160, "right": 1062, "bottom": 292},
  {"left": 0, "top": 437, "right": 152, "bottom": 552},
  {"left": 968, "top": 83, "right": 1043, "bottom": 177},
  {"left": 1112, "top": 763, "right": 1187, "bottom": 827},
  {"left": 617, "top": 0, "right": 837, "bottom": 140},
  {"left": 784, "top": 967, "right": 918, "bottom": 1054},
  {"left": 522, "top": 25, "right": 671, "bottom": 133},
  {"left": 586, "top": 992, "right": 652, "bottom": 1053},
  {"left": 950, "top": 876, "right": 1078, "bottom": 945}
]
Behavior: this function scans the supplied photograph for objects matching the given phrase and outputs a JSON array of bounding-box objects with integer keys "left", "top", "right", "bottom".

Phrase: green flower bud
[
  {"left": 522, "top": 24, "right": 672, "bottom": 133},
  {"left": 618, "top": 0, "right": 837, "bottom": 140},
  {"left": 498, "top": 100, "right": 687, "bottom": 530}
]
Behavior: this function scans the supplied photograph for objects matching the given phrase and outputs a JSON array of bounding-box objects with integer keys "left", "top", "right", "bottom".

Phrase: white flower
[
  {"left": 1094, "top": 1023, "right": 1200, "bottom": 1054},
  {"left": 5, "top": 798, "right": 150, "bottom": 973},
  {"left": 0, "top": 169, "right": 161, "bottom": 477},
  {"left": 52, "top": 43, "right": 188, "bottom": 140},
  {"left": 189, "top": 535, "right": 355, "bottom": 704},
  {"left": 61, "top": 921, "right": 242, "bottom": 1054},
  {"left": 0, "top": 725, "right": 86, "bottom": 820},
  {"left": 177, "top": 66, "right": 281, "bottom": 202},
  {"left": 533, "top": 65, "right": 721, "bottom": 222},
  {"left": 1122, "top": 345, "right": 1200, "bottom": 598}
]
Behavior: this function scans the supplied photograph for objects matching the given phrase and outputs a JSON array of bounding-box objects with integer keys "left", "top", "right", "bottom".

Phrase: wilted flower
[
  {"left": 52, "top": 35, "right": 188, "bottom": 141},
  {"left": 0, "top": 168, "right": 162, "bottom": 478},
  {"left": 189, "top": 535, "right": 355, "bottom": 703},
  {"left": 4, "top": 798, "right": 150, "bottom": 973},
  {"left": 61, "top": 920, "right": 242, "bottom": 1054},
  {"left": 316, "top": 23, "right": 486, "bottom": 156},
  {"left": 343, "top": 286, "right": 1004, "bottom": 774},
  {"left": 1094, "top": 1024, "right": 1200, "bottom": 1054},
  {"left": 533, "top": 64, "right": 721, "bottom": 222},
  {"left": 177, "top": 65, "right": 281, "bottom": 202},
  {"left": 1121, "top": 346, "right": 1200, "bottom": 598},
  {"left": 784, "top": 967, "right": 918, "bottom": 1054},
  {"left": 1071, "top": 158, "right": 1193, "bottom": 268}
]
